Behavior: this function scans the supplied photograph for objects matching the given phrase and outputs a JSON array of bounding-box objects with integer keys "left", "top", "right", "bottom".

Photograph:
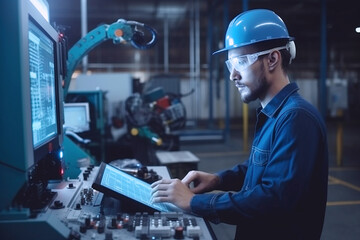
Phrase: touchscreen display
[{"left": 92, "top": 162, "right": 181, "bottom": 213}]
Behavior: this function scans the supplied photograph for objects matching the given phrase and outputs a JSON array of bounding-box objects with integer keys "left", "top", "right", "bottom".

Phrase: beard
[{"left": 238, "top": 62, "right": 268, "bottom": 104}]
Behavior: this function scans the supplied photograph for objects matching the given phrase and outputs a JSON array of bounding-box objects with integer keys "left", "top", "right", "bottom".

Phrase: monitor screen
[
  {"left": 28, "top": 20, "right": 58, "bottom": 149},
  {"left": 64, "top": 102, "right": 90, "bottom": 132}
]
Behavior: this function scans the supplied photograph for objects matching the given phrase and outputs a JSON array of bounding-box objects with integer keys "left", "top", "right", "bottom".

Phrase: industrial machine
[
  {"left": 0, "top": 1, "right": 215, "bottom": 239},
  {"left": 62, "top": 14, "right": 157, "bottom": 97},
  {"left": 124, "top": 86, "right": 190, "bottom": 164},
  {"left": 0, "top": 0, "right": 67, "bottom": 237},
  {"left": 61, "top": 16, "right": 189, "bottom": 166},
  {"left": 59, "top": 0, "right": 159, "bottom": 168},
  {"left": 60, "top": 3, "right": 160, "bottom": 167},
  {"left": 2, "top": 164, "right": 214, "bottom": 239}
]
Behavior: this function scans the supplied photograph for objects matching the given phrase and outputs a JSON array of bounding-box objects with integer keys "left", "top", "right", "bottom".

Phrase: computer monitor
[
  {"left": 64, "top": 102, "right": 91, "bottom": 133},
  {"left": 0, "top": 0, "right": 64, "bottom": 210},
  {"left": 28, "top": 7, "right": 64, "bottom": 169}
]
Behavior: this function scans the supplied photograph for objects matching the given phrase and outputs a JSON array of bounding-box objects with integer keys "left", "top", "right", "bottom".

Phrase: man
[{"left": 151, "top": 9, "right": 328, "bottom": 239}]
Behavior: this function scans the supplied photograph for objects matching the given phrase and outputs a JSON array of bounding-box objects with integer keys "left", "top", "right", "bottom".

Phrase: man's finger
[
  {"left": 151, "top": 196, "right": 169, "bottom": 203},
  {"left": 151, "top": 189, "right": 170, "bottom": 202},
  {"left": 181, "top": 171, "right": 196, "bottom": 185},
  {"left": 151, "top": 179, "right": 172, "bottom": 188},
  {"left": 150, "top": 180, "right": 162, "bottom": 188},
  {"left": 151, "top": 182, "right": 171, "bottom": 196}
]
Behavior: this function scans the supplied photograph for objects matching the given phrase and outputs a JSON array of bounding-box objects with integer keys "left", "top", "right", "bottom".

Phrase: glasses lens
[
  {"left": 226, "top": 55, "right": 249, "bottom": 73},
  {"left": 236, "top": 56, "right": 249, "bottom": 67},
  {"left": 225, "top": 60, "right": 234, "bottom": 73}
]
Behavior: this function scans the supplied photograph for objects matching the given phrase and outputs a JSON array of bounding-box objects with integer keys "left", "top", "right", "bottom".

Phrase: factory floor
[{"left": 179, "top": 119, "right": 360, "bottom": 240}]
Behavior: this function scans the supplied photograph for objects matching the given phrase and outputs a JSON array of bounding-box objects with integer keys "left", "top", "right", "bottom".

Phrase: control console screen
[{"left": 28, "top": 20, "right": 57, "bottom": 148}]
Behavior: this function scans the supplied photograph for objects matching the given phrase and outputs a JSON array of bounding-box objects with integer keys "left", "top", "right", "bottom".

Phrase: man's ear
[{"left": 267, "top": 51, "right": 280, "bottom": 71}]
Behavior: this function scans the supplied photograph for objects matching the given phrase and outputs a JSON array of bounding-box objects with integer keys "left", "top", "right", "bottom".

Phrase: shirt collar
[{"left": 260, "top": 82, "right": 299, "bottom": 118}]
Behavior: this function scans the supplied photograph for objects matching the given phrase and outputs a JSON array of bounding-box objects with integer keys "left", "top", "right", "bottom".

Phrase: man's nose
[{"left": 229, "top": 68, "right": 241, "bottom": 81}]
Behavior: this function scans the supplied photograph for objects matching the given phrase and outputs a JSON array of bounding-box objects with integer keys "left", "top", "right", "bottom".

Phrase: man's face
[{"left": 227, "top": 47, "right": 269, "bottom": 103}]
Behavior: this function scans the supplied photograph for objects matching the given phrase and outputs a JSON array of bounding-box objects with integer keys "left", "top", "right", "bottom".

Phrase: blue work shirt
[{"left": 191, "top": 83, "right": 328, "bottom": 240}]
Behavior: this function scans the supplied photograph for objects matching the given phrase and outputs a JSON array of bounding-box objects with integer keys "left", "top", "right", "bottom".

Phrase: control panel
[
  {"left": 14, "top": 165, "right": 215, "bottom": 240},
  {"left": 65, "top": 210, "right": 205, "bottom": 239}
]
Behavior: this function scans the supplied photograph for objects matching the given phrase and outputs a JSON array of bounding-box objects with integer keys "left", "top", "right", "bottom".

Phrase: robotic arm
[{"left": 62, "top": 19, "right": 157, "bottom": 97}]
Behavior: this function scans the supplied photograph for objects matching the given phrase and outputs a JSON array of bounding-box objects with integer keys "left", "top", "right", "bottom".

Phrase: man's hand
[
  {"left": 182, "top": 170, "right": 220, "bottom": 194},
  {"left": 150, "top": 179, "right": 194, "bottom": 211}
]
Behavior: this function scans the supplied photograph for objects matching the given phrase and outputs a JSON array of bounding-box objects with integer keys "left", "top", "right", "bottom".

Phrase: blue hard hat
[{"left": 213, "top": 9, "right": 294, "bottom": 54}]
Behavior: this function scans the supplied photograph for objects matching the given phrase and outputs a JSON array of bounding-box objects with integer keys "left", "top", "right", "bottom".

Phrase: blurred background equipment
[
  {"left": 63, "top": 18, "right": 158, "bottom": 97},
  {"left": 61, "top": 17, "right": 159, "bottom": 173},
  {"left": 124, "top": 86, "right": 190, "bottom": 165}
]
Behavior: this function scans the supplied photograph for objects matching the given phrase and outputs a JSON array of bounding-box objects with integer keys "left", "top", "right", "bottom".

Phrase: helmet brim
[{"left": 212, "top": 37, "right": 295, "bottom": 55}]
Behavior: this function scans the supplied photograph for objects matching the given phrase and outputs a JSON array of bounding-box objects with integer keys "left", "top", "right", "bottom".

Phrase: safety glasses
[{"left": 225, "top": 46, "right": 287, "bottom": 73}]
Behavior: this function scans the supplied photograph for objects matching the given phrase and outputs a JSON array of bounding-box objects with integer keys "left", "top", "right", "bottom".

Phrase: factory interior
[{"left": 0, "top": 0, "right": 359, "bottom": 239}]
